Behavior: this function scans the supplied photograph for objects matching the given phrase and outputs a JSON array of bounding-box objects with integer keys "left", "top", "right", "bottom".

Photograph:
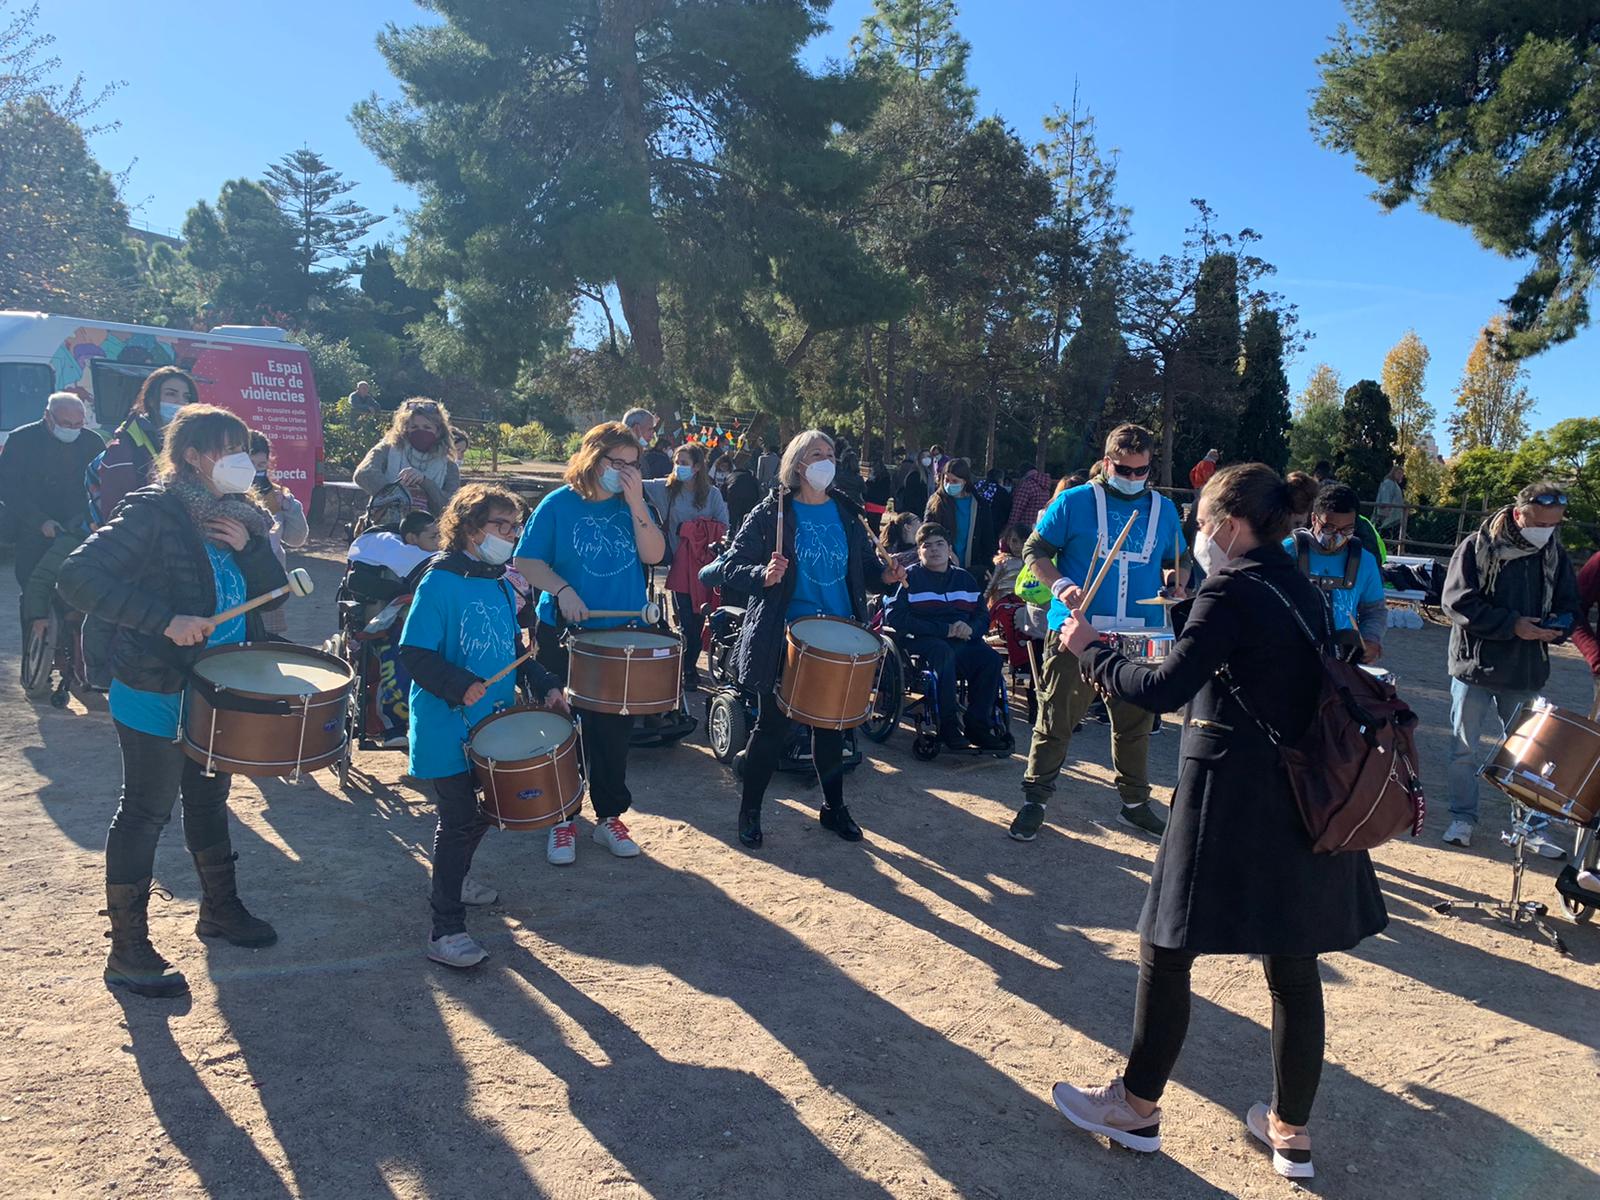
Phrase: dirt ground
[{"left": 2, "top": 541, "right": 1597, "bottom": 1200}]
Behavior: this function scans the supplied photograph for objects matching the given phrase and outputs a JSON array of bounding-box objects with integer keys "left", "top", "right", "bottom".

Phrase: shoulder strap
[{"left": 1232, "top": 567, "right": 1332, "bottom": 652}]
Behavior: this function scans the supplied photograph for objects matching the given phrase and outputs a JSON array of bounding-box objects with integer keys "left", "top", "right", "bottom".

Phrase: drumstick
[
  {"left": 775, "top": 485, "right": 786, "bottom": 559},
  {"left": 208, "top": 567, "right": 313, "bottom": 626},
  {"left": 581, "top": 602, "right": 664, "bottom": 623},
  {"left": 1077, "top": 514, "right": 1138, "bottom": 613},
  {"left": 480, "top": 646, "right": 537, "bottom": 690}
]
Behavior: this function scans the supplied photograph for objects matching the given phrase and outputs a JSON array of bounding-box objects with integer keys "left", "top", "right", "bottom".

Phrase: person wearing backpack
[
  {"left": 1047, "top": 463, "right": 1387, "bottom": 1183},
  {"left": 1440, "top": 481, "right": 1581, "bottom": 854}
]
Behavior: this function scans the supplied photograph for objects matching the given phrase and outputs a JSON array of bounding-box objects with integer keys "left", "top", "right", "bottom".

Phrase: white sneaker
[
  {"left": 460, "top": 876, "right": 498, "bottom": 905},
  {"left": 547, "top": 820, "right": 577, "bottom": 866},
  {"left": 1522, "top": 830, "right": 1567, "bottom": 860},
  {"left": 426, "top": 931, "right": 487, "bottom": 968},
  {"left": 593, "top": 816, "right": 641, "bottom": 858},
  {"left": 1442, "top": 820, "right": 1473, "bottom": 847}
]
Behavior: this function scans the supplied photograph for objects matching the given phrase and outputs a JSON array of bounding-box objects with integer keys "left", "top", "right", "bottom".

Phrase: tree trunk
[
  {"left": 1160, "top": 368, "right": 1176, "bottom": 488},
  {"left": 984, "top": 369, "right": 999, "bottom": 474}
]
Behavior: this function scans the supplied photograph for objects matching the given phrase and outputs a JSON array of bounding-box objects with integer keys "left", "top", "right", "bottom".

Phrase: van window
[
  {"left": 89, "top": 360, "right": 156, "bottom": 429},
  {"left": 0, "top": 363, "right": 54, "bottom": 431}
]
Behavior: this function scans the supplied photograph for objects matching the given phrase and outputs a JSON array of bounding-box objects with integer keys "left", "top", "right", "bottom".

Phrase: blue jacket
[{"left": 884, "top": 563, "right": 989, "bottom": 639}]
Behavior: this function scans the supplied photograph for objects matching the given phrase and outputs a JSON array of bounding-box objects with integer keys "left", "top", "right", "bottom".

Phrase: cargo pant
[{"left": 1021, "top": 633, "right": 1153, "bottom": 809}]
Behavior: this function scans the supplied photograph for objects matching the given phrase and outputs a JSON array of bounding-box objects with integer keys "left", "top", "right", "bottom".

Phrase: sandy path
[{"left": 1, "top": 544, "right": 1596, "bottom": 1199}]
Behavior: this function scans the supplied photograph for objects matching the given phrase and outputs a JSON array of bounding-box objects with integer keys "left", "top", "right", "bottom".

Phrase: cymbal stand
[{"left": 1433, "top": 804, "right": 1569, "bottom": 955}]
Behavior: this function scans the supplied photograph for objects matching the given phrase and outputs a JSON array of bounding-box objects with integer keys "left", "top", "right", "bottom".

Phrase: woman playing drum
[
  {"left": 58, "top": 406, "right": 290, "bottom": 999},
  {"left": 722, "top": 430, "right": 906, "bottom": 848},
  {"left": 398, "top": 484, "right": 565, "bottom": 969},
  {"left": 513, "top": 422, "right": 667, "bottom": 865}
]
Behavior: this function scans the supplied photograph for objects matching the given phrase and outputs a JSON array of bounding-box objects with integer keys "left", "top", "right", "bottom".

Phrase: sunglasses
[
  {"left": 1111, "top": 462, "right": 1151, "bottom": 479},
  {"left": 1527, "top": 492, "right": 1569, "bottom": 507}
]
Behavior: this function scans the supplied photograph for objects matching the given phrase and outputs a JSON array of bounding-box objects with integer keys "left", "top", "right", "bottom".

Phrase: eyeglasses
[
  {"left": 601, "top": 453, "right": 639, "bottom": 470},
  {"left": 483, "top": 518, "right": 522, "bottom": 537},
  {"left": 1527, "top": 492, "right": 1569, "bottom": 507},
  {"left": 1111, "top": 462, "right": 1151, "bottom": 479}
]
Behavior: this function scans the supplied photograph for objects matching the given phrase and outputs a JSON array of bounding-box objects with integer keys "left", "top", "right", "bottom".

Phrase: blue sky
[{"left": 47, "top": 0, "right": 1592, "bottom": 445}]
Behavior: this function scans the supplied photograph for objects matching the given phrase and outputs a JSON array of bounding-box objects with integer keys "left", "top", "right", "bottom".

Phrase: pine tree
[
  {"left": 262, "top": 147, "right": 383, "bottom": 296},
  {"left": 181, "top": 179, "right": 303, "bottom": 324},
  {"left": 1449, "top": 316, "right": 1537, "bottom": 454},
  {"left": 1234, "top": 307, "right": 1290, "bottom": 472},
  {"left": 1289, "top": 363, "right": 1343, "bottom": 472},
  {"left": 1336, "top": 379, "right": 1397, "bottom": 499},
  {"left": 853, "top": 0, "right": 975, "bottom": 117}
]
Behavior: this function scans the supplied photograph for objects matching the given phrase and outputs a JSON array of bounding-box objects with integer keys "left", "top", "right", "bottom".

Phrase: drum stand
[{"left": 1433, "top": 806, "right": 1569, "bottom": 956}]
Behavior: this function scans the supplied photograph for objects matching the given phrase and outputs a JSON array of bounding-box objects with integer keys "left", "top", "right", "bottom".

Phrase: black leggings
[
  {"left": 740, "top": 689, "right": 845, "bottom": 813},
  {"left": 1123, "top": 940, "right": 1325, "bottom": 1127},
  {"left": 673, "top": 591, "right": 705, "bottom": 674},
  {"left": 534, "top": 621, "right": 634, "bottom": 820}
]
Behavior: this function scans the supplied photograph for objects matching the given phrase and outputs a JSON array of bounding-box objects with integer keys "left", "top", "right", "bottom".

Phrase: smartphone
[{"left": 1539, "top": 613, "right": 1574, "bottom": 632}]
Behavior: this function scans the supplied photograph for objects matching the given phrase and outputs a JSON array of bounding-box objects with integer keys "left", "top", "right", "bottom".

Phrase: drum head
[
  {"left": 575, "top": 629, "right": 679, "bottom": 652},
  {"left": 790, "top": 617, "right": 879, "bottom": 656},
  {"left": 194, "top": 647, "right": 352, "bottom": 696},
  {"left": 472, "top": 709, "right": 574, "bottom": 760}
]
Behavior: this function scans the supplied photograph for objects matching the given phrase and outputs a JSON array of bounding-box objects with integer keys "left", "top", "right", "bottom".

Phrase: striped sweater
[{"left": 884, "top": 563, "right": 990, "bottom": 639}]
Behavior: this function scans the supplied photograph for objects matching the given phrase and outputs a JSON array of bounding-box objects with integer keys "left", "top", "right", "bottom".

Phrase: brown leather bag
[{"left": 1224, "top": 573, "right": 1425, "bottom": 854}]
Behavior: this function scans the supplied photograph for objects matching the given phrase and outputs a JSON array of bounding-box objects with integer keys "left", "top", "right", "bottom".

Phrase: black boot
[
  {"left": 103, "top": 881, "right": 189, "bottom": 998},
  {"left": 738, "top": 806, "right": 764, "bottom": 849},
  {"left": 819, "top": 802, "right": 863, "bottom": 842},
  {"left": 192, "top": 845, "right": 277, "bottom": 948},
  {"left": 940, "top": 718, "right": 971, "bottom": 751}
]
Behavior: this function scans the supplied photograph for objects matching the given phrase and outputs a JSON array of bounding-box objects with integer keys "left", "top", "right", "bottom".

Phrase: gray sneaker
[
  {"left": 1052, "top": 1078, "right": 1161, "bottom": 1153},
  {"left": 1009, "top": 801, "right": 1047, "bottom": 842},
  {"left": 1118, "top": 802, "right": 1167, "bottom": 838},
  {"left": 426, "top": 932, "right": 488, "bottom": 969}
]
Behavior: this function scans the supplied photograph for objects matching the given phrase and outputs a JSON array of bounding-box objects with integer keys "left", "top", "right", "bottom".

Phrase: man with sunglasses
[
  {"left": 1441, "top": 481, "right": 1581, "bottom": 853},
  {"left": 1009, "top": 424, "right": 1187, "bottom": 842}
]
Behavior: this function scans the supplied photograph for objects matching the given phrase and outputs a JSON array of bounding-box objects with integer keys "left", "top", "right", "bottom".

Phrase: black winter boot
[
  {"left": 103, "top": 881, "right": 189, "bottom": 998},
  {"left": 191, "top": 845, "right": 278, "bottom": 947}
]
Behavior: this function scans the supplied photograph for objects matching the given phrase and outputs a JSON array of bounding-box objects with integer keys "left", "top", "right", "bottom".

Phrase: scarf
[
  {"left": 1473, "top": 505, "right": 1557, "bottom": 606},
  {"left": 384, "top": 440, "right": 452, "bottom": 490},
  {"left": 167, "top": 477, "right": 271, "bottom": 541}
]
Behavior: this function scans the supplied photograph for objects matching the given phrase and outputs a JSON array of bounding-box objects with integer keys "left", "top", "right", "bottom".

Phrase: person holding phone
[{"left": 1440, "top": 481, "right": 1581, "bottom": 853}]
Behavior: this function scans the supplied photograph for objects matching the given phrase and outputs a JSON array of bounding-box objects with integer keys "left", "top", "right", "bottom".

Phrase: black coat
[
  {"left": 0, "top": 418, "right": 105, "bottom": 551},
  {"left": 723, "top": 489, "right": 886, "bottom": 695},
  {"left": 57, "top": 485, "right": 288, "bottom": 693},
  {"left": 722, "top": 468, "right": 762, "bottom": 536},
  {"left": 1081, "top": 543, "right": 1388, "bottom": 956}
]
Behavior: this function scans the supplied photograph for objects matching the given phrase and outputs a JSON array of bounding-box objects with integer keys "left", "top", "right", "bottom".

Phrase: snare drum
[
  {"left": 777, "top": 616, "right": 884, "bottom": 730},
  {"left": 1482, "top": 698, "right": 1600, "bottom": 826},
  {"left": 468, "top": 706, "right": 585, "bottom": 830},
  {"left": 181, "top": 644, "right": 355, "bottom": 778},
  {"left": 566, "top": 628, "right": 682, "bottom": 715},
  {"left": 1107, "top": 630, "right": 1175, "bottom": 664}
]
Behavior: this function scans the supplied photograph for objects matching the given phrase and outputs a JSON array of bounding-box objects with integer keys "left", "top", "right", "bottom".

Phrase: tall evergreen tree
[
  {"left": 1174, "top": 250, "right": 1243, "bottom": 469},
  {"left": 263, "top": 147, "right": 383, "bottom": 296},
  {"left": 1335, "top": 378, "right": 1397, "bottom": 498},
  {"left": 852, "top": 0, "right": 975, "bottom": 117},
  {"left": 1289, "top": 363, "right": 1343, "bottom": 472},
  {"left": 1234, "top": 306, "right": 1290, "bottom": 472},
  {"left": 355, "top": 1, "right": 899, "bottom": 413},
  {"left": 182, "top": 179, "right": 303, "bottom": 324},
  {"left": 1449, "top": 316, "right": 1537, "bottom": 454}
]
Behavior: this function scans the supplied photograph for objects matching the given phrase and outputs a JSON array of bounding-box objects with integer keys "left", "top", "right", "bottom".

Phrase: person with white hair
[{"left": 0, "top": 391, "right": 105, "bottom": 597}]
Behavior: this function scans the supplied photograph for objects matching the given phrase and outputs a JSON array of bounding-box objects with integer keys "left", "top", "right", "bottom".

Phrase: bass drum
[
  {"left": 181, "top": 643, "right": 355, "bottom": 778},
  {"left": 1481, "top": 698, "right": 1600, "bottom": 826}
]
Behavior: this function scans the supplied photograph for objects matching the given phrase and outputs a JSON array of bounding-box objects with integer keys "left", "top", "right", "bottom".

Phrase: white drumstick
[{"left": 210, "top": 567, "right": 313, "bottom": 626}]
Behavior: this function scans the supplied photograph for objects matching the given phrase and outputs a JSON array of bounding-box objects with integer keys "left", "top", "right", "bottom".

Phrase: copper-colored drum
[
  {"left": 1482, "top": 698, "right": 1600, "bottom": 825},
  {"left": 468, "top": 706, "right": 585, "bottom": 830},
  {"left": 181, "top": 643, "right": 354, "bottom": 777},
  {"left": 566, "top": 628, "right": 682, "bottom": 715},
  {"left": 776, "top": 616, "right": 884, "bottom": 730}
]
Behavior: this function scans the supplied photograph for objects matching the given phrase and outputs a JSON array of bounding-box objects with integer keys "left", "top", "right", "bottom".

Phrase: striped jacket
[{"left": 884, "top": 564, "right": 990, "bottom": 639}]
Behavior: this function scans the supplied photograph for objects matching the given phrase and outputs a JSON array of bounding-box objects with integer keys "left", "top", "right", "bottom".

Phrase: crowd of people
[{"left": 5, "top": 378, "right": 1600, "bottom": 1185}]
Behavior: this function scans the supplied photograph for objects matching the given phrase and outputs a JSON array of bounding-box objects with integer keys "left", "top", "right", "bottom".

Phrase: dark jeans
[
  {"left": 904, "top": 634, "right": 1002, "bottom": 727},
  {"left": 430, "top": 772, "right": 490, "bottom": 938},
  {"left": 1123, "top": 941, "right": 1325, "bottom": 1127},
  {"left": 107, "top": 720, "right": 232, "bottom": 886},
  {"left": 673, "top": 591, "right": 705, "bottom": 675},
  {"left": 741, "top": 689, "right": 845, "bottom": 813},
  {"left": 535, "top": 621, "right": 634, "bottom": 821}
]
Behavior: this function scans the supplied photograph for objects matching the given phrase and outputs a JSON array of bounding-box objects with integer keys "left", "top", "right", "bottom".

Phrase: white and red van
[{"left": 0, "top": 311, "right": 323, "bottom": 508}]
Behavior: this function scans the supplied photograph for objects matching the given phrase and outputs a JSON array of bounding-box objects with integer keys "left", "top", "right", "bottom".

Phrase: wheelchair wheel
[
  {"left": 706, "top": 691, "right": 749, "bottom": 763},
  {"left": 862, "top": 642, "right": 903, "bottom": 743},
  {"left": 21, "top": 612, "right": 56, "bottom": 700},
  {"left": 912, "top": 731, "right": 941, "bottom": 761}
]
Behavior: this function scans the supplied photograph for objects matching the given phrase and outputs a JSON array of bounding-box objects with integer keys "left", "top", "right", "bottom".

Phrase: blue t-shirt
[
  {"left": 400, "top": 566, "right": 521, "bottom": 779},
  {"left": 786, "top": 498, "right": 853, "bottom": 621},
  {"left": 517, "top": 485, "right": 645, "bottom": 631},
  {"left": 1284, "top": 534, "right": 1385, "bottom": 633},
  {"left": 109, "top": 543, "right": 248, "bottom": 738},
  {"left": 1033, "top": 484, "right": 1187, "bottom": 632},
  {"left": 953, "top": 494, "right": 973, "bottom": 566}
]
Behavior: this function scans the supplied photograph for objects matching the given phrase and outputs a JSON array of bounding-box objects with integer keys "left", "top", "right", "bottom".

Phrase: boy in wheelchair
[{"left": 884, "top": 522, "right": 1008, "bottom": 753}]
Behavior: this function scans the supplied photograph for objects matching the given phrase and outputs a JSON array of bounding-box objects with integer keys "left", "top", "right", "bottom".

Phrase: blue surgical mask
[
  {"left": 1106, "top": 473, "right": 1145, "bottom": 496},
  {"left": 601, "top": 467, "right": 624, "bottom": 494},
  {"left": 674, "top": 464, "right": 694, "bottom": 482},
  {"left": 943, "top": 481, "right": 964, "bottom": 497},
  {"left": 159, "top": 402, "right": 182, "bottom": 424}
]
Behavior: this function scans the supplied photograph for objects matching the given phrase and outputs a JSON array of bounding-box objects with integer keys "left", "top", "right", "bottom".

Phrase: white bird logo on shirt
[
  {"left": 572, "top": 513, "right": 637, "bottom": 577},
  {"left": 795, "top": 521, "right": 848, "bottom": 585},
  {"left": 459, "top": 600, "right": 513, "bottom": 666}
]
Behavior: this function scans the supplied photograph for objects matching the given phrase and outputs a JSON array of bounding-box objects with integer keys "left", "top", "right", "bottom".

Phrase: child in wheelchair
[{"left": 883, "top": 522, "right": 1009, "bottom": 753}]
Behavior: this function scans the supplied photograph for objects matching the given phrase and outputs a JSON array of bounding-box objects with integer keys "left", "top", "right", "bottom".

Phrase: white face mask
[
  {"left": 1521, "top": 524, "right": 1556, "bottom": 548},
  {"left": 1194, "top": 521, "right": 1237, "bottom": 576},
  {"left": 919, "top": 456, "right": 932, "bottom": 467},
  {"left": 50, "top": 423, "right": 82, "bottom": 444},
  {"left": 210, "top": 452, "right": 258, "bottom": 495},
  {"left": 476, "top": 532, "right": 515, "bottom": 565},
  {"left": 804, "top": 459, "right": 836, "bottom": 491}
]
